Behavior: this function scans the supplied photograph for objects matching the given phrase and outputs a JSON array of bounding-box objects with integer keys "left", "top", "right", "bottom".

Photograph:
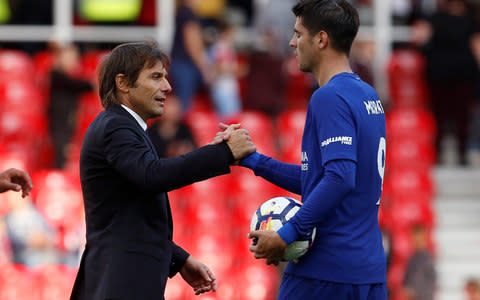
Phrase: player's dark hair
[
  {"left": 292, "top": 0, "right": 359, "bottom": 55},
  {"left": 98, "top": 41, "right": 170, "bottom": 108}
]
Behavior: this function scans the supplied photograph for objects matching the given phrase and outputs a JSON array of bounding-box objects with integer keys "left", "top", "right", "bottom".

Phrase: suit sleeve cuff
[
  {"left": 277, "top": 222, "right": 299, "bottom": 245},
  {"left": 169, "top": 243, "right": 190, "bottom": 278},
  {"left": 220, "top": 141, "right": 235, "bottom": 163}
]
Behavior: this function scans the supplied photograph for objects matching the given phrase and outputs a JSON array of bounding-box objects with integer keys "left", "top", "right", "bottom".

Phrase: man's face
[
  {"left": 289, "top": 17, "right": 317, "bottom": 73},
  {"left": 127, "top": 60, "right": 172, "bottom": 121}
]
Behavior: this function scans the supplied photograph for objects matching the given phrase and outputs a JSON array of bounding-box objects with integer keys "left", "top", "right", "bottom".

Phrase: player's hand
[
  {"left": 248, "top": 230, "right": 287, "bottom": 266},
  {"left": 180, "top": 255, "right": 217, "bottom": 295},
  {"left": 226, "top": 128, "right": 256, "bottom": 161},
  {"left": 0, "top": 168, "right": 33, "bottom": 198},
  {"left": 209, "top": 123, "right": 240, "bottom": 145}
]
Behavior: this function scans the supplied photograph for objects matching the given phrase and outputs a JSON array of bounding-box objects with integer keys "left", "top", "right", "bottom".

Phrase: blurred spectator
[
  {"left": 170, "top": 0, "right": 212, "bottom": 113},
  {"left": 4, "top": 191, "right": 58, "bottom": 267},
  {"left": 0, "top": 217, "right": 12, "bottom": 264},
  {"left": 252, "top": 0, "right": 296, "bottom": 56},
  {"left": 350, "top": 40, "right": 375, "bottom": 87},
  {"left": 403, "top": 224, "right": 436, "bottom": 300},
  {"left": 48, "top": 43, "right": 94, "bottom": 169},
  {"left": 147, "top": 95, "right": 197, "bottom": 158},
  {"left": 193, "top": 0, "right": 225, "bottom": 27},
  {"left": 208, "top": 19, "right": 242, "bottom": 119},
  {"left": 465, "top": 278, "right": 480, "bottom": 300},
  {"left": 243, "top": 31, "right": 286, "bottom": 118},
  {"left": 412, "top": 0, "right": 480, "bottom": 165},
  {"left": 228, "top": 0, "right": 254, "bottom": 26}
]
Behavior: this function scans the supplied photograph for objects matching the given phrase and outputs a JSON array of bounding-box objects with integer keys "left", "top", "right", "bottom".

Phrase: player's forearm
[
  {"left": 240, "top": 152, "right": 302, "bottom": 194},
  {"left": 278, "top": 159, "right": 356, "bottom": 244}
]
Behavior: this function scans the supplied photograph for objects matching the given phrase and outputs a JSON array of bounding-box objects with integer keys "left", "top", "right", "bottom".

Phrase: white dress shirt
[{"left": 121, "top": 104, "right": 147, "bottom": 131}]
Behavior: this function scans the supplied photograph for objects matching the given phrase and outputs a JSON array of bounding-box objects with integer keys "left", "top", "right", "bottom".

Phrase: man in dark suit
[{"left": 70, "top": 41, "right": 256, "bottom": 300}]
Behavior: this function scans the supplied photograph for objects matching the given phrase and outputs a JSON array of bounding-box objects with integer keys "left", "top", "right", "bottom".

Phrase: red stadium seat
[
  {"left": 0, "top": 110, "right": 49, "bottom": 149},
  {"left": 386, "top": 138, "right": 436, "bottom": 171},
  {"left": 229, "top": 168, "right": 283, "bottom": 234},
  {"left": 276, "top": 109, "right": 306, "bottom": 163},
  {"left": 389, "top": 77, "right": 429, "bottom": 109},
  {"left": 0, "top": 50, "right": 34, "bottom": 80},
  {"left": 34, "top": 264, "right": 77, "bottom": 300},
  {"left": 32, "top": 50, "right": 55, "bottom": 96},
  {"left": 386, "top": 108, "right": 436, "bottom": 144},
  {"left": 65, "top": 92, "right": 104, "bottom": 175},
  {"left": 0, "top": 264, "right": 37, "bottom": 300},
  {"left": 186, "top": 232, "right": 235, "bottom": 275},
  {"left": 388, "top": 49, "right": 425, "bottom": 79},
  {"left": 383, "top": 168, "right": 435, "bottom": 201},
  {"left": 228, "top": 111, "right": 276, "bottom": 156},
  {"left": 387, "top": 261, "right": 407, "bottom": 294},
  {"left": 234, "top": 261, "right": 279, "bottom": 300},
  {"left": 284, "top": 55, "right": 311, "bottom": 109},
  {"left": 387, "top": 49, "right": 429, "bottom": 108},
  {"left": 72, "top": 92, "right": 103, "bottom": 144},
  {"left": 32, "top": 170, "right": 84, "bottom": 230},
  {"left": 390, "top": 228, "right": 415, "bottom": 265},
  {"left": 137, "top": 0, "right": 156, "bottom": 25},
  {"left": 0, "top": 80, "right": 46, "bottom": 114},
  {"left": 165, "top": 275, "right": 187, "bottom": 300},
  {"left": 184, "top": 109, "right": 219, "bottom": 146},
  {"left": 388, "top": 197, "right": 434, "bottom": 229},
  {"left": 81, "top": 50, "right": 110, "bottom": 80}
]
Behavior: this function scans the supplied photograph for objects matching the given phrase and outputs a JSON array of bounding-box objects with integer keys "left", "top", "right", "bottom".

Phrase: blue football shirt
[{"left": 282, "top": 72, "right": 386, "bottom": 283}]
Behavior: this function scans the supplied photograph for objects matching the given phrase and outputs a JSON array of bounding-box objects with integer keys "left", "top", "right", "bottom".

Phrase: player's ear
[
  {"left": 316, "top": 31, "right": 329, "bottom": 49},
  {"left": 115, "top": 74, "right": 129, "bottom": 93}
]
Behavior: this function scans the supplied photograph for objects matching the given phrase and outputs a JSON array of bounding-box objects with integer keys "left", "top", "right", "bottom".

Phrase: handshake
[{"left": 210, "top": 123, "right": 256, "bottom": 163}]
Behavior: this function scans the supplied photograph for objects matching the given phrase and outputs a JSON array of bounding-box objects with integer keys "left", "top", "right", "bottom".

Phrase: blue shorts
[{"left": 277, "top": 273, "right": 387, "bottom": 300}]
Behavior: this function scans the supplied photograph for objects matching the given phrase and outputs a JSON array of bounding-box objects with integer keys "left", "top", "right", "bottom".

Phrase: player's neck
[{"left": 313, "top": 52, "right": 352, "bottom": 87}]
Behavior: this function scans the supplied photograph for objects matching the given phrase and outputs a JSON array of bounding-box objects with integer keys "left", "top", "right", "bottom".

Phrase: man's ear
[
  {"left": 115, "top": 74, "right": 129, "bottom": 93},
  {"left": 315, "top": 31, "right": 329, "bottom": 49}
]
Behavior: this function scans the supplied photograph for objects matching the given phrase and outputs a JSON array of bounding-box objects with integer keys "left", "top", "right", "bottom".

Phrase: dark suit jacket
[{"left": 70, "top": 104, "right": 233, "bottom": 300}]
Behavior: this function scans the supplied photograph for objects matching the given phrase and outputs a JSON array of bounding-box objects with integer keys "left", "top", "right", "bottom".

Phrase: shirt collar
[{"left": 121, "top": 104, "right": 148, "bottom": 131}]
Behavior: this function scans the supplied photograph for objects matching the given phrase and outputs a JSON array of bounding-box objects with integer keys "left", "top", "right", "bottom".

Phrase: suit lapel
[{"left": 107, "top": 105, "right": 173, "bottom": 235}]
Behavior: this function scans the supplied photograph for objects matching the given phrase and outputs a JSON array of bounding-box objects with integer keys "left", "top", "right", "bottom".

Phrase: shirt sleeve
[
  {"left": 239, "top": 152, "right": 302, "bottom": 195},
  {"left": 277, "top": 159, "right": 356, "bottom": 244},
  {"left": 313, "top": 88, "right": 357, "bottom": 165}
]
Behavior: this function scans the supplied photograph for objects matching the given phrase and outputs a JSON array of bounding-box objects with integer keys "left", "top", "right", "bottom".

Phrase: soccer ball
[{"left": 250, "top": 196, "right": 316, "bottom": 261}]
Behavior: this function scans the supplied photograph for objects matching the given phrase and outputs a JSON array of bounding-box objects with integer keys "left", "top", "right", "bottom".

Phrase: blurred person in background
[
  {"left": 170, "top": 0, "right": 213, "bottom": 113},
  {"left": 464, "top": 278, "right": 480, "bottom": 300},
  {"left": 253, "top": 0, "right": 297, "bottom": 56},
  {"left": 411, "top": 0, "right": 480, "bottom": 166},
  {"left": 243, "top": 30, "right": 286, "bottom": 118},
  {"left": 0, "top": 168, "right": 32, "bottom": 197},
  {"left": 48, "top": 43, "right": 94, "bottom": 169},
  {"left": 402, "top": 224, "right": 436, "bottom": 300},
  {"left": 147, "top": 94, "right": 197, "bottom": 158},
  {"left": 4, "top": 191, "right": 58, "bottom": 267},
  {"left": 208, "top": 19, "right": 243, "bottom": 119},
  {"left": 0, "top": 217, "right": 12, "bottom": 265}
]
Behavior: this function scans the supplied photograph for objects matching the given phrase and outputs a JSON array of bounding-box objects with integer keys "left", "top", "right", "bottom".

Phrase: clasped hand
[{"left": 210, "top": 122, "right": 256, "bottom": 162}]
